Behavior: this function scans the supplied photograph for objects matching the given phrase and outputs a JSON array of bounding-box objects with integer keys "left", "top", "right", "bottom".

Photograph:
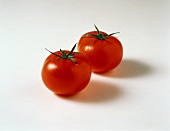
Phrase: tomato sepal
[
  {"left": 87, "top": 24, "right": 120, "bottom": 40},
  {"left": 45, "top": 44, "right": 78, "bottom": 64}
]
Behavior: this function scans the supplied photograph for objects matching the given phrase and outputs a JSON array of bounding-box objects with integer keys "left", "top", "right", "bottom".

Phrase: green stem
[
  {"left": 87, "top": 25, "right": 120, "bottom": 40},
  {"left": 45, "top": 44, "right": 77, "bottom": 64}
]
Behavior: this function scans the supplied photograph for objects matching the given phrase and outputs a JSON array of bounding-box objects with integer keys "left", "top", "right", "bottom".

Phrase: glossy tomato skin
[
  {"left": 78, "top": 31, "right": 123, "bottom": 73},
  {"left": 41, "top": 51, "right": 91, "bottom": 95}
]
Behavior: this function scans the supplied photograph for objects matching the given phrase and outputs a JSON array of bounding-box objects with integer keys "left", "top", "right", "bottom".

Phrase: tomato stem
[
  {"left": 45, "top": 44, "right": 78, "bottom": 64},
  {"left": 87, "top": 25, "right": 119, "bottom": 40}
]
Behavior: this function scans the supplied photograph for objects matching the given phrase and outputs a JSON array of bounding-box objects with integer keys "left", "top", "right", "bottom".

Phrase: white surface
[{"left": 0, "top": 0, "right": 170, "bottom": 130}]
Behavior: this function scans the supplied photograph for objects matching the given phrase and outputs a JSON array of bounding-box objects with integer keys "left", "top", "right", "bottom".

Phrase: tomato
[
  {"left": 77, "top": 25, "right": 123, "bottom": 73},
  {"left": 41, "top": 44, "right": 92, "bottom": 96}
]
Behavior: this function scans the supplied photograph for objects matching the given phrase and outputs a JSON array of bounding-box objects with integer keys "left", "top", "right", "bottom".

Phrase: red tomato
[
  {"left": 78, "top": 25, "right": 123, "bottom": 73},
  {"left": 41, "top": 44, "right": 92, "bottom": 95}
]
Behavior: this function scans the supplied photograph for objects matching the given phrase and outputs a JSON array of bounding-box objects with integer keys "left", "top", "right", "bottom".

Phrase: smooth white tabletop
[{"left": 0, "top": 0, "right": 170, "bottom": 130}]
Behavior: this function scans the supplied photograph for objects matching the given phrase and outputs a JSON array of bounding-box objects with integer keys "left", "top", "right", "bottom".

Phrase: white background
[{"left": 0, "top": 0, "right": 170, "bottom": 130}]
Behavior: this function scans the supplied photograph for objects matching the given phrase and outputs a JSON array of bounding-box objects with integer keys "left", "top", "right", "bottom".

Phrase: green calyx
[
  {"left": 45, "top": 43, "right": 78, "bottom": 64},
  {"left": 87, "top": 24, "right": 120, "bottom": 40}
]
